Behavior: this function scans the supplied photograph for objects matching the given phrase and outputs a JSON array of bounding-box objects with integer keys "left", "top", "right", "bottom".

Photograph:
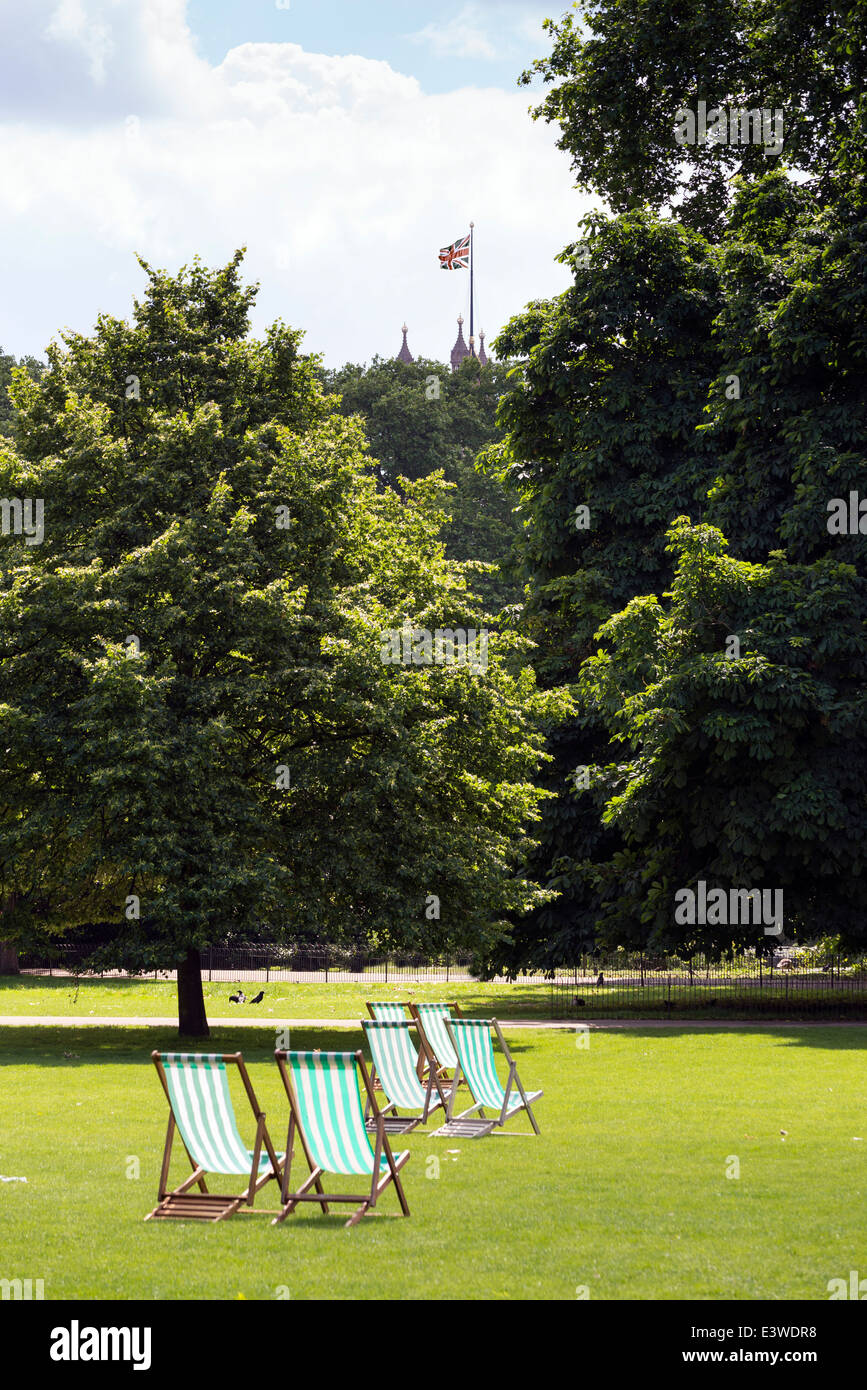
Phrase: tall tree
[
  {"left": 484, "top": 0, "right": 867, "bottom": 965},
  {"left": 0, "top": 253, "right": 566, "bottom": 1030},
  {"left": 484, "top": 211, "right": 723, "bottom": 969}
]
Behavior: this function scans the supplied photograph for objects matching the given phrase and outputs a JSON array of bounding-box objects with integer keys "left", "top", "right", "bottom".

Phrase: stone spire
[
  {"left": 450, "top": 314, "right": 470, "bottom": 371},
  {"left": 478, "top": 329, "right": 489, "bottom": 367},
  {"left": 396, "top": 323, "right": 413, "bottom": 364}
]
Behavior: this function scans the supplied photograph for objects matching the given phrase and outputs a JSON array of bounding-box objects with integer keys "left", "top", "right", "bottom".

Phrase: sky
[{"left": 0, "top": 0, "right": 593, "bottom": 367}]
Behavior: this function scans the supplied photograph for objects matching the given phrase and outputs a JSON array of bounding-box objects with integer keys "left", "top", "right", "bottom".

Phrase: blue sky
[
  {"left": 0, "top": 1, "right": 591, "bottom": 367},
  {"left": 187, "top": 0, "right": 558, "bottom": 94}
]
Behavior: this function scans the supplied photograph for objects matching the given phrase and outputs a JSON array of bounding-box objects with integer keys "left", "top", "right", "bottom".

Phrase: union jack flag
[{"left": 439, "top": 233, "right": 470, "bottom": 270}]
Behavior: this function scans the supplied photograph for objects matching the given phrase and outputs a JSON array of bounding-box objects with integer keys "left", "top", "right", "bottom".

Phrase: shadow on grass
[
  {"left": 3, "top": 1021, "right": 866, "bottom": 1071},
  {"left": 566, "top": 1023, "right": 867, "bottom": 1052},
  {"left": 0, "top": 1027, "right": 365, "bottom": 1065}
]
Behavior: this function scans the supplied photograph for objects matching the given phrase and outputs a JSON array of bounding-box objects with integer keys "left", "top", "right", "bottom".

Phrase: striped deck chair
[
  {"left": 273, "top": 1050, "right": 410, "bottom": 1228},
  {"left": 362, "top": 1020, "right": 448, "bottom": 1134},
  {"left": 365, "top": 1003, "right": 414, "bottom": 1084},
  {"left": 146, "top": 1052, "right": 284, "bottom": 1222},
  {"left": 408, "top": 1001, "right": 464, "bottom": 1087},
  {"left": 366, "top": 1001, "right": 410, "bottom": 1022},
  {"left": 433, "top": 1020, "right": 542, "bottom": 1138}
]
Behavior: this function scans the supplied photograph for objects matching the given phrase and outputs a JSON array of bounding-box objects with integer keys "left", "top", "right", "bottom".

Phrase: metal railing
[
  {"left": 550, "top": 953, "right": 867, "bottom": 1019},
  {"left": 16, "top": 942, "right": 480, "bottom": 983}
]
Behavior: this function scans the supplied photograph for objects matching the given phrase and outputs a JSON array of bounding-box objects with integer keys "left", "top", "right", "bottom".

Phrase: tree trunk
[
  {"left": 0, "top": 941, "right": 19, "bottom": 974},
  {"left": 177, "top": 946, "right": 209, "bottom": 1037}
]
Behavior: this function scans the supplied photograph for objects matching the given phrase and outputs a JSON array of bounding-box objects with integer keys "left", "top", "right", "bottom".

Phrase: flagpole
[{"left": 469, "top": 221, "right": 475, "bottom": 356}]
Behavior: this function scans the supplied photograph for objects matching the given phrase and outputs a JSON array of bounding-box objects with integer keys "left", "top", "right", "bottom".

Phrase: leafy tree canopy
[
  {"left": 0, "top": 252, "right": 568, "bottom": 1030},
  {"left": 577, "top": 519, "right": 867, "bottom": 952},
  {"left": 522, "top": 0, "right": 867, "bottom": 234}
]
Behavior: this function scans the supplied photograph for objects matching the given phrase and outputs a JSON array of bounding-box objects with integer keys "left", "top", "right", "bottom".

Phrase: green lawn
[
  {"left": 1, "top": 1022, "right": 865, "bottom": 1299},
  {"left": 0, "top": 975, "right": 553, "bottom": 1020}
]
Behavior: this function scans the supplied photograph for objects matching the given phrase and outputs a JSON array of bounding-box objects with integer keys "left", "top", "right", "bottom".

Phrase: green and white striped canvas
[
  {"left": 368, "top": 1002, "right": 408, "bottom": 1023},
  {"left": 363, "top": 1022, "right": 427, "bottom": 1110},
  {"left": 160, "top": 1053, "right": 278, "bottom": 1176},
  {"left": 448, "top": 1022, "right": 523, "bottom": 1113},
  {"left": 287, "top": 1052, "right": 401, "bottom": 1176},
  {"left": 415, "top": 1003, "right": 458, "bottom": 1069}
]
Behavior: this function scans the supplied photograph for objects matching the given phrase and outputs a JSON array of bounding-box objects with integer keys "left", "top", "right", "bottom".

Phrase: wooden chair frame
[
  {"left": 273, "top": 1049, "right": 410, "bottom": 1229},
  {"left": 435, "top": 1020, "right": 542, "bottom": 1137},
  {"left": 407, "top": 1001, "right": 465, "bottom": 1088},
  {"left": 146, "top": 1051, "right": 284, "bottom": 1222},
  {"left": 362, "top": 1020, "right": 450, "bottom": 1133}
]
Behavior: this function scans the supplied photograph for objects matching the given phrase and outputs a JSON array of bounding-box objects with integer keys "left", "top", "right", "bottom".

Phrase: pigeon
[
  {"left": 596, "top": 971, "right": 604, "bottom": 986},
  {"left": 574, "top": 996, "right": 586, "bottom": 1008},
  {"left": 228, "top": 989, "right": 247, "bottom": 1004},
  {"left": 249, "top": 990, "right": 265, "bottom": 1004}
]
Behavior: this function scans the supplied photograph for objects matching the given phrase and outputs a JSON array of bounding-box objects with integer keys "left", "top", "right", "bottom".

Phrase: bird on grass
[
  {"left": 596, "top": 971, "right": 604, "bottom": 987},
  {"left": 249, "top": 990, "right": 265, "bottom": 1004},
  {"left": 228, "top": 989, "right": 247, "bottom": 1004},
  {"left": 574, "top": 996, "right": 586, "bottom": 1008}
]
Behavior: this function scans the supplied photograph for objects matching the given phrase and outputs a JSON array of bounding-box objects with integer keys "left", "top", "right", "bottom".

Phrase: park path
[{"left": 1, "top": 1015, "right": 866, "bottom": 1029}]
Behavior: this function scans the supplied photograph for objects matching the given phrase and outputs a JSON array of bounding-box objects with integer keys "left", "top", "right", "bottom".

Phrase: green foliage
[
  {"left": 0, "top": 254, "right": 565, "bottom": 991},
  {"left": 321, "top": 355, "right": 523, "bottom": 611},
  {"left": 704, "top": 173, "right": 867, "bottom": 570},
  {"left": 523, "top": 0, "right": 867, "bottom": 234},
  {"left": 485, "top": 7, "right": 867, "bottom": 968},
  {"left": 484, "top": 211, "right": 723, "bottom": 971},
  {"left": 577, "top": 520, "right": 867, "bottom": 951},
  {"left": 492, "top": 209, "right": 722, "bottom": 676},
  {"left": 0, "top": 348, "right": 45, "bottom": 438}
]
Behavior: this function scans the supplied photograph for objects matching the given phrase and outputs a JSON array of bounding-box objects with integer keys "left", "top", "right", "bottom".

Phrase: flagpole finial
[{"left": 470, "top": 221, "right": 474, "bottom": 228}]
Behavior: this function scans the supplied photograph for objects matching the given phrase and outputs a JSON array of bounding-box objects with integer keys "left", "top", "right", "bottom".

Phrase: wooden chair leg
[{"left": 345, "top": 1202, "right": 369, "bottom": 1229}]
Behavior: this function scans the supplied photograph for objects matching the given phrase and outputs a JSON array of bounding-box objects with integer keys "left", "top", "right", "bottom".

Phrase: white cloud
[
  {"left": 45, "top": 0, "right": 114, "bottom": 84},
  {"left": 409, "top": 6, "right": 499, "bottom": 61},
  {"left": 0, "top": 0, "right": 589, "bottom": 367}
]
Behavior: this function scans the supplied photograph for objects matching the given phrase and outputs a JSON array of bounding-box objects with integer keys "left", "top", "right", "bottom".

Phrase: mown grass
[
  {"left": 1, "top": 1023, "right": 865, "bottom": 1299},
  {"left": 0, "top": 975, "right": 553, "bottom": 1021},
  {"left": 5, "top": 974, "right": 864, "bottom": 1026}
]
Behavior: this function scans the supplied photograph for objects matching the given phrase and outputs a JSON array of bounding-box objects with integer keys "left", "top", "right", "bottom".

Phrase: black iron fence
[
  {"left": 16, "top": 942, "right": 480, "bottom": 983},
  {"left": 199, "top": 946, "right": 479, "bottom": 983},
  {"left": 551, "top": 954, "right": 867, "bottom": 1019},
  {"left": 15, "top": 943, "right": 867, "bottom": 1017}
]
